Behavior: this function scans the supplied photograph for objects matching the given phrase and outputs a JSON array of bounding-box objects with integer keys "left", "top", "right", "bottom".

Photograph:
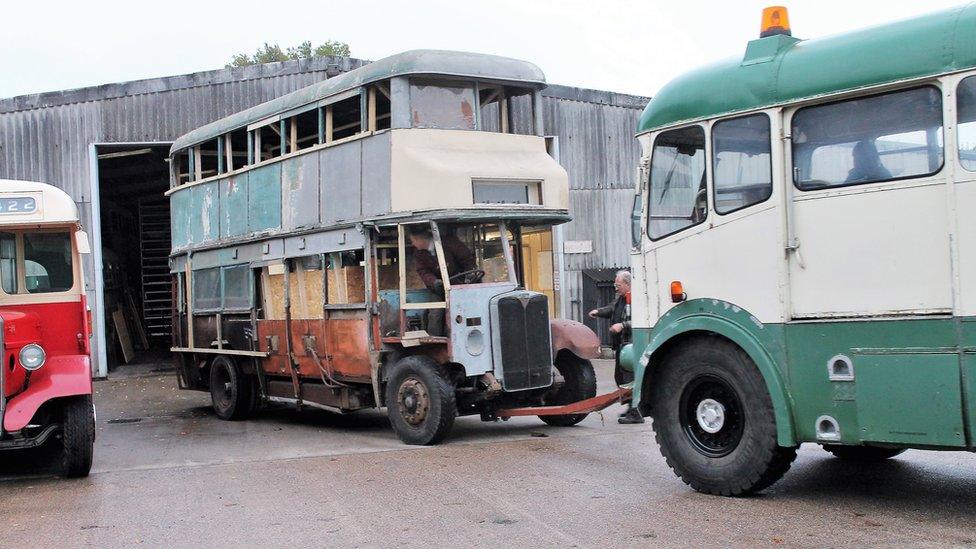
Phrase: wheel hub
[
  {"left": 678, "top": 374, "right": 744, "bottom": 458},
  {"left": 695, "top": 398, "right": 725, "bottom": 433},
  {"left": 397, "top": 377, "right": 430, "bottom": 426}
]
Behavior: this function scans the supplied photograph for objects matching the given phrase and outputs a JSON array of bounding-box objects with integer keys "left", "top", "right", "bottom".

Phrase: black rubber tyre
[
  {"left": 385, "top": 356, "right": 456, "bottom": 445},
  {"left": 209, "top": 355, "right": 255, "bottom": 421},
  {"left": 60, "top": 395, "right": 95, "bottom": 478},
  {"left": 539, "top": 353, "right": 597, "bottom": 427},
  {"left": 650, "top": 337, "right": 797, "bottom": 496},
  {"left": 822, "top": 445, "right": 906, "bottom": 462}
]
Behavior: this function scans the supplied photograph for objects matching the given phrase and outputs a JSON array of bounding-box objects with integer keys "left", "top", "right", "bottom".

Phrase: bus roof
[
  {"left": 638, "top": 4, "right": 976, "bottom": 134},
  {"left": 172, "top": 49, "right": 546, "bottom": 153},
  {"left": 0, "top": 180, "right": 79, "bottom": 225}
]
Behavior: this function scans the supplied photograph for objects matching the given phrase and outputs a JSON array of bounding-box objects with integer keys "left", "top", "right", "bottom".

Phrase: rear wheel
[
  {"left": 386, "top": 356, "right": 456, "bottom": 445},
  {"left": 650, "top": 337, "right": 797, "bottom": 496},
  {"left": 539, "top": 353, "right": 597, "bottom": 427},
  {"left": 823, "top": 445, "right": 906, "bottom": 462},
  {"left": 209, "top": 355, "right": 255, "bottom": 420},
  {"left": 60, "top": 395, "right": 95, "bottom": 478}
]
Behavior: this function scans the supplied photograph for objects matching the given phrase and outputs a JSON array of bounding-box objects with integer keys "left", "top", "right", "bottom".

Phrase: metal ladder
[{"left": 139, "top": 199, "right": 172, "bottom": 339}]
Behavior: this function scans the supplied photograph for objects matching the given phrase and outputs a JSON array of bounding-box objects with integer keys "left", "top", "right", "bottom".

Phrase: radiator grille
[{"left": 496, "top": 293, "right": 552, "bottom": 391}]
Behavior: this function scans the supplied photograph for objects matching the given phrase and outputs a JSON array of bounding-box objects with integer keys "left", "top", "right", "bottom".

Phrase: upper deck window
[
  {"left": 792, "top": 86, "right": 943, "bottom": 190},
  {"left": 957, "top": 76, "right": 976, "bottom": 172},
  {"left": 410, "top": 82, "right": 476, "bottom": 130},
  {"left": 647, "top": 125, "right": 707, "bottom": 240},
  {"left": 712, "top": 114, "right": 772, "bottom": 214}
]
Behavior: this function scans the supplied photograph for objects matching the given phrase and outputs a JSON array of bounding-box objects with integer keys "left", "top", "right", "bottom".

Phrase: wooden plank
[
  {"left": 125, "top": 289, "right": 150, "bottom": 350},
  {"left": 325, "top": 106, "right": 334, "bottom": 143},
  {"left": 113, "top": 309, "right": 135, "bottom": 364}
]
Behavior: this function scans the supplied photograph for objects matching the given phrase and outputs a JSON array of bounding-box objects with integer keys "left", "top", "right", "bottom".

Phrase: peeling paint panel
[
  {"left": 190, "top": 182, "right": 219, "bottom": 244},
  {"left": 170, "top": 189, "right": 192, "bottom": 248},
  {"left": 247, "top": 163, "right": 282, "bottom": 233},
  {"left": 361, "top": 132, "right": 392, "bottom": 217},
  {"left": 282, "top": 152, "right": 320, "bottom": 230},
  {"left": 320, "top": 140, "right": 362, "bottom": 224},
  {"left": 220, "top": 174, "right": 248, "bottom": 238}
]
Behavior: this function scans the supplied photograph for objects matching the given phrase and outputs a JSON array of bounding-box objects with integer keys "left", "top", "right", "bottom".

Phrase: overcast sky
[{"left": 0, "top": 0, "right": 966, "bottom": 99}]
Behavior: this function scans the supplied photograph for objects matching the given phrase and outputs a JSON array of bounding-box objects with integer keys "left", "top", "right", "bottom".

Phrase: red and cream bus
[{"left": 0, "top": 180, "right": 95, "bottom": 477}]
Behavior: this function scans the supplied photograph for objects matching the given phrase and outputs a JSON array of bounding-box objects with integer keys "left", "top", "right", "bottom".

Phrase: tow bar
[{"left": 495, "top": 387, "right": 633, "bottom": 418}]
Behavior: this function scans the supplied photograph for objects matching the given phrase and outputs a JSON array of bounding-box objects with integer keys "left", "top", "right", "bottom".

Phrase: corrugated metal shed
[{"left": 0, "top": 56, "right": 648, "bottom": 371}]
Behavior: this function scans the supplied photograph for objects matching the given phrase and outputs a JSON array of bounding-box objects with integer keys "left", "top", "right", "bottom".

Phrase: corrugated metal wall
[{"left": 0, "top": 59, "right": 648, "bottom": 365}]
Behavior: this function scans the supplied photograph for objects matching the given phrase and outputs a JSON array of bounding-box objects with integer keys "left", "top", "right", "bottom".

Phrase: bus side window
[
  {"left": 957, "top": 76, "right": 976, "bottom": 171},
  {"left": 792, "top": 86, "right": 943, "bottom": 189},
  {"left": 410, "top": 81, "right": 476, "bottom": 130},
  {"left": 646, "top": 125, "right": 707, "bottom": 240},
  {"left": 712, "top": 114, "right": 772, "bottom": 214}
]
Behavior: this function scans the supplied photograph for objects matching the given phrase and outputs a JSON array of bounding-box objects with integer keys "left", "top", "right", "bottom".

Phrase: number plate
[{"left": 0, "top": 197, "right": 36, "bottom": 214}]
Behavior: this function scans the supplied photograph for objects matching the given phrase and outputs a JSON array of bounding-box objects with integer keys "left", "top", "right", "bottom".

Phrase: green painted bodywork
[
  {"left": 632, "top": 299, "right": 976, "bottom": 450},
  {"left": 171, "top": 49, "right": 546, "bottom": 152},
  {"left": 637, "top": 4, "right": 976, "bottom": 133}
]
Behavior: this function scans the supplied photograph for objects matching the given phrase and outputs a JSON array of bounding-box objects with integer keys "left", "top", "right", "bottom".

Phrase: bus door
[
  {"left": 952, "top": 73, "right": 976, "bottom": 442},
  {"left": 784, "top": 86, "right": 966, "bottom": 447}
]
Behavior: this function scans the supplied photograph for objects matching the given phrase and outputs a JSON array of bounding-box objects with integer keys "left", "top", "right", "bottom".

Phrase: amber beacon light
[
  {"left": 760, "top": 6, "right": 791, "bottom": 38},
  {"left": 670, "top": 281, "right": 687, "bottom": 303}
]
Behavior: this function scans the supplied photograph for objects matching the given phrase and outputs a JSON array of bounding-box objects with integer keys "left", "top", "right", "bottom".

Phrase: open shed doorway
[{"left": 95, "top": 144, "right": 172, "bottom": 373}]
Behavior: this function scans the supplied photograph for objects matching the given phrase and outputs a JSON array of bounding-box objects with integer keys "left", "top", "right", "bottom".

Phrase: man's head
[
  {"left": 852, "top": 140, "right": 882, "bottom": 171},
  {"left": 408, "top": 225, "right": 433, "bottom": 250},
  {"left": 614, "top": 270, "right": 631, "bottom": 296}
]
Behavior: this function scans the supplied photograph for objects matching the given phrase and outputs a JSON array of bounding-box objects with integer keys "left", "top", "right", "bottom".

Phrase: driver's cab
[{"left": 374, "top": 218, "right": 557, "bottom": 383}]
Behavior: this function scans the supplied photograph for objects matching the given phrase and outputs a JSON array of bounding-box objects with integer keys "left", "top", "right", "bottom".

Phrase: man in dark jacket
[
  {"left": 408, "top": 226, "right": 477, "bottom": 295},
  {"left": 408, "top": 225, "right": 477, "bottom": 335},
  {"left": 589, "top": 270, "right": 643, "bottom": 424}
]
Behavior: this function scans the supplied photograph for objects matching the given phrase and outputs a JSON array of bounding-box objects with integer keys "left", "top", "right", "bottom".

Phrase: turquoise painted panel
[
  {"left": 170, "top": 189, "right": 192, "bottom": 248},
  {"left": 190, "top": 182, "right": 219, "bottom": 244},
  {"left": 281, "top": 153, "right": 319, "bottom": 230},
  {"left": 639, "top": 5, "right": 976, "bottom": 132},
  {"left": 856, "top": 353, "right": 964, "bottom": 447},
  {"left": 247, "top": 163, "right": 281, "bottom": 233},
  {"left": 220, "top": 174, "right": 248, "bottom": 238}
]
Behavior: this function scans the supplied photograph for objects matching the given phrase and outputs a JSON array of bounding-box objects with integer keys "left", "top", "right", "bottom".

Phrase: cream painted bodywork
[
  {"left": 634, "top": 73, "right": 976, "bottom": 327},
  {"left": 0, "top": 180, "right": 79, "bottom": 226},
  {"left": 389, "top": 129, "right": 568, "bottom": 213},
  {"left": 0, "top": 182, "right": 86, "bottom": 306}
]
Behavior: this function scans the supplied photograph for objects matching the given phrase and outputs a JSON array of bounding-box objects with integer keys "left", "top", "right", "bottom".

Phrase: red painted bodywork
[
  {"left": 1, "top": 299, "right": 92, "bottom": 432},
  {"left": 550, "top": 318, "right": 601, "bottom": 360}
]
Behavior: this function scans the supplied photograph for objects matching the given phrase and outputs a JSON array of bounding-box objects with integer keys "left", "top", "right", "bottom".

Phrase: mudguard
[
  {"left": 631, "top": 299, "right": 797, "bottom": 446},
  {"left": 4, "top": 355, "right": 92, "bottom": 432},
  {"left": 550, "top": 318, "right": 601, "bottom": 360}
]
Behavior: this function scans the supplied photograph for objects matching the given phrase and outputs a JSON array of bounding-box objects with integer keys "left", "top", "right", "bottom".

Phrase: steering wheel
[{"left": 449, "top": 269, "right": 485, "bottom": 284}]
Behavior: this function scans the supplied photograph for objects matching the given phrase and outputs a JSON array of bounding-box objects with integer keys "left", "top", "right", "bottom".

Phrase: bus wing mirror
[{"left": 75, "top": 230, "right": 92, "bottom": 254}]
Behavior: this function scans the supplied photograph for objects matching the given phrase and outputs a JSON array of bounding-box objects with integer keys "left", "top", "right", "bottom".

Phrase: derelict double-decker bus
[
  {"left": 167, "top": 50, "right": 606, "bottom": 445},
  {"left": 622, "top": 6, "right": 976, "bottom": 495}
]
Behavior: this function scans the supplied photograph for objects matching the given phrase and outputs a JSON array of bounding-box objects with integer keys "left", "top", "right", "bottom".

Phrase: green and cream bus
[{"left": 622, "top": 5, "right": 976, "bottom": 495}]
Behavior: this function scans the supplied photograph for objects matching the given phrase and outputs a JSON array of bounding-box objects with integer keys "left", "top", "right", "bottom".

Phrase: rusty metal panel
[
  {"left": 361, "top": 132, "right": 392, "bottom": 217},
  {"left": 319, "top": 140, "right": 362, "bottom": 224},
  {"left": 190, "top": 182, "right": 219, "bottom": 244},
  {"left": 327, "top": 318, "right": 372, "bottom": 380},
  {"left": 247, "top": 163, "right": 282, "bottom": 233},
  {"left": 220, "top": 174, "right": 248, "bottom": 238},
  {"left": 281, "top": 152, "right": 320, "bottom": 231}
]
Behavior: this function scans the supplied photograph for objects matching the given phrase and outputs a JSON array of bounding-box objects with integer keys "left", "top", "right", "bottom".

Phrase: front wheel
[
  {"left": 822, "top": 445, "right": 906, "bottom": 462},
  {"left": 61, "top": 395, "right": 95, "bottom": 478},
  {"left": 539, "top": 353, "right": 597, "bottom": 427},
  {"left": 650, "top": 337, "right": 797, "bottom": 496},
  {"left": 385, "top": 356, "right": 457, "bottom": 445}
]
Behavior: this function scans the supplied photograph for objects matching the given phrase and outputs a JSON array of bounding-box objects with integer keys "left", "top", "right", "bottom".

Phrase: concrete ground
[{"left": 1, "top": 359, "right": 976, "bottom": 548}]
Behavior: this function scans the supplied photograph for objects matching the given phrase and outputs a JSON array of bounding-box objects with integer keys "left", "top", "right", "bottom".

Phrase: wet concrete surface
[{"left": 2, "top": 360, "right": 976, "bottom": 547}]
